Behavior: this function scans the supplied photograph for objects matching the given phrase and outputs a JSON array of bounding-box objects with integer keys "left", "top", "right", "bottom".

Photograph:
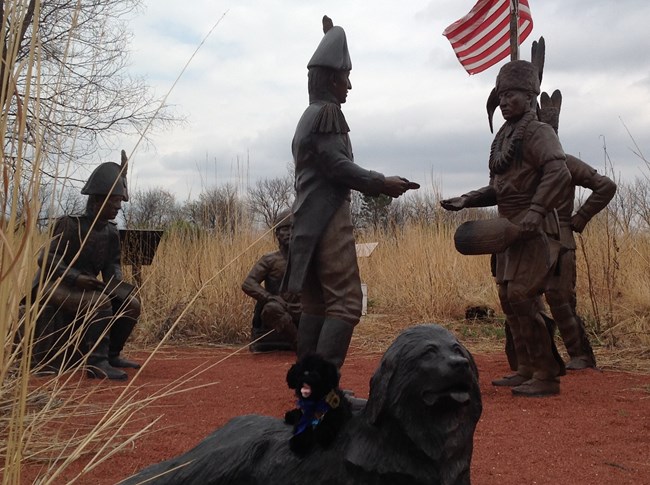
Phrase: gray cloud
[{"left": 114, "top": 0, "right": 650, "bottom": 200}]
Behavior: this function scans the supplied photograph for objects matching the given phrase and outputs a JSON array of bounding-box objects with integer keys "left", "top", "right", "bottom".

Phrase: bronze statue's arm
[
  {"left": 566, "top": 155, "right": 617, "bottom": 232},
  {"left": 527, "top": 125, "right": 572, "bottom": 215},
  {"left": 242, "top": 255, "right": 273, "bottom": 303},
  {"left": 315, "top": 133, "right": 386, "bottom": 196},
  {"left": 461, "top": 185, "right": 498, "bottom": 207},
  {"left": 529, "top": 158, "right": 571, "bottom": 216},
  {"left": 440, "top": 185, "right": 496, "bottom": 211},
  {"left": 38, "top": 217, "right": 82, "bottom": 286}
]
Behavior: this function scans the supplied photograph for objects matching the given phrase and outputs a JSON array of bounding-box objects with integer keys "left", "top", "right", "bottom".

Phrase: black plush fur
[
  {"left": 284, "top": 353, "right": 351, "bottom": 455},
  {"left": 121, "top": 324, "right": 482, "bottom": 485}
]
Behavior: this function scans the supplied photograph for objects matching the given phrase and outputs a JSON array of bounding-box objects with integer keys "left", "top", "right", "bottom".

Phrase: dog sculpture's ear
[{"left": 364, "top": 355, "right": 399, "bottom": 424}]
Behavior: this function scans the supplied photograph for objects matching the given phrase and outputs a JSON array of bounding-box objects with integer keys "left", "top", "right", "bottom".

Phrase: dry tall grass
[
  {"left": 133, "top": 212, "right": 649, "bottom": 354},
  {"left": 1, "top": 2, "right": 48, "bottom": 483},
  {"left": 0, "top": 3, "right": 234, "bottom": 484},
  {"left": 135, "top": 225, "right": 275, "bottom": 344}
]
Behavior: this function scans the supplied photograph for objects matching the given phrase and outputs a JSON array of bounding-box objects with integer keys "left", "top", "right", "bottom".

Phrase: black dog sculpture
[
  {"left": 121, "top": 324, "right": 482, "bottom": 485},
  {"left": 284, "top": 353, "right": 352, "bottom": 455}
]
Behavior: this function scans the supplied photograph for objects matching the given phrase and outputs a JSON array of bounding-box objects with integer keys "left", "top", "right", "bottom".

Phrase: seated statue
[
  {"left": 31, "top": 153, "right": 140, "bottom": 380},
  {"left": 242, "top": 209, "right": 301, "bottom": 352}
]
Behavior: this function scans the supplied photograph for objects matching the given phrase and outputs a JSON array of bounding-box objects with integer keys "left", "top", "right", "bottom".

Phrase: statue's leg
[
  {"left": 45, "top": 284, "right": 125, "bottom": 379},
  {"left": 312, "top": 199, "right": 362, "bottom": 370},
  {"left": 296, "top": 314, "right": 325, "bottom": 359},
  {"left": 492, "top": 284, "right": 533, "bottom": 386},
  {"left": 549, "top": 302, "right": 596, "bottom": 370},
  {"left": 108, "top": 295, "right": 141, "bottom": 368},
  {"left": 546, "top": 250, "right": 596, "bottom": 370},
  {"left": 299, "top": 263, "right": 327, "bottom": 359},
  {"left": 314, "top": 317, "right": 366, "bottom": 411},
  {"left": 315, "top": 318, "right": 355, "bottom": 370},
  {"left": 83, "top": 302, "right": 127, "bottom": 380},
  {"left": 510, "top": 297, "right": 560, "bottom": 396}
]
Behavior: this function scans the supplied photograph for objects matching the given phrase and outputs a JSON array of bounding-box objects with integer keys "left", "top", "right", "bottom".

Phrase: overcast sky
[{"left": 110, "top": 0, "right": 650, "bottom": 202}]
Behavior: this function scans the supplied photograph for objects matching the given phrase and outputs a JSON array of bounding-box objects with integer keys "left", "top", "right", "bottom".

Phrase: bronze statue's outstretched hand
[
  {"left": 382, "top": 176, "right": 419, "bottom": 198},
  {"left": 400, "top": 177, "right": 420, "bottom": 190},
  {"left": 440, "top": 197, "right": 466, "bottom": 211}
]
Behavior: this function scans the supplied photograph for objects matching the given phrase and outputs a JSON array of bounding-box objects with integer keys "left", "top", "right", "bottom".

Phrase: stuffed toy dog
[{"left": 284, "top": 353, "right": 351, "bottom": 455}]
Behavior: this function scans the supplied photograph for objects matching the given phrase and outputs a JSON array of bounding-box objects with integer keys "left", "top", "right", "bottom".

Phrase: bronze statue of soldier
[
  {"left": 281, "top": 16, "right": 418, "bottom": 370},
  {"left": 34, "top": 154, "right": 140, "bottom": 380},
  {"left": 242, "top": 209, "right": 301, "bottom": 352},
  {"left": 442, "top": 60, "right": 572, "bottom": 397}
]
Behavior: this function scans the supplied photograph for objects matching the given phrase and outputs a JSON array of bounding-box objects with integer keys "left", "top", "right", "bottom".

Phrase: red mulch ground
[{"left": 22, "top": 345, "right": 650, "bottom": 485}]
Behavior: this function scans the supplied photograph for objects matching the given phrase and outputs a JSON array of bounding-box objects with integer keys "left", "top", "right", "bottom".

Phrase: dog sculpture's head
[
  {"left": 364, "top": 324, "right": 482, "bottom": 471},
  {"left": 286, "top": 353, "right": 340, "bottom": 401}
]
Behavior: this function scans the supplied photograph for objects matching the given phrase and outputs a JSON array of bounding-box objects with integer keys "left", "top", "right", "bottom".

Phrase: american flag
[{"left": 443, "top": 0, "right": 533, "bottom": 75}]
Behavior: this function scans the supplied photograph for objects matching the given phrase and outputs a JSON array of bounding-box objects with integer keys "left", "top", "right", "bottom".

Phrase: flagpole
[{"left": 509, "top": 0, "right": 520, "bottom": 60}]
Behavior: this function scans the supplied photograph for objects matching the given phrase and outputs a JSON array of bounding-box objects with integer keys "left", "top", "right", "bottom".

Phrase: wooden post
[{"left": 509, "top": 0, "right": 520, "bottom": 60}]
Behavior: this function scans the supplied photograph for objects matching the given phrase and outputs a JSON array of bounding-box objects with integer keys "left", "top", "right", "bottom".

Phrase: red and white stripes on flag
[{"left": 443, "top": 0, "right": 533, "bottom": 75}]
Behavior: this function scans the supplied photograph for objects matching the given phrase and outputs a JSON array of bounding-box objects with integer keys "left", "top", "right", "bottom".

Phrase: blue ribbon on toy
[{"left": 294, "top": 397, "right": 331, "bottom": 435}]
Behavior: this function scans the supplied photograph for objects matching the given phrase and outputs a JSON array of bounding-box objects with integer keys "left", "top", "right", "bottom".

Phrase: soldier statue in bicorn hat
[
  {"left": 441, "top": 59, "right": 573, "bottom": 397},
  {"left": 33, "top": 150, "right": 141, "bottom": 380},
  {"left": 281, "top": 16, "right": 419, "bottom": 374}
]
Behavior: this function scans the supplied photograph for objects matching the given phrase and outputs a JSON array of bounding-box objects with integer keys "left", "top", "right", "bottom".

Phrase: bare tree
[
  {"left": 400, "top": 191, "right": 441, "bottom": 226},
  {"left": 2, "top": 0, "right": 175, "bottom": 191},
  {"left": 246, "top": 175, "right": 294, "bottom": 228},
  {"left": 356, "top": 193, "right": 393, "bottom": 232},
  {"left": 53, "top": 187, "right": 85, "bottom": 216},
  {"left": 606, "top": 180, "right": 636, "bottom": 232},
  {"left": 123, "top": 187, "right": 178, "bottom": 229},
  {"left": 629, "top": 178, "right": 650, "bottom": 231},
  {"left": 184, "top": 184, "right": 247, "bottom": 234}
]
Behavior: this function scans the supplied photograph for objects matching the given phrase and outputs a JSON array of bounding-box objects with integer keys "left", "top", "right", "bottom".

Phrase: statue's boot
[
  {"left": 296, "top": 314, "right": 325, "bottom": 360},
  {"left": 109, "top": 316, "right": 140, "bottom": 369},
  {"left": 492, "top": 373, "right": 530, "bottom": 387},
  {"left": 346, "top": 395, "right": 367, "bottom": 413},
  {"left": 315, "top": 317, "right": 355, "bottom": 370},
  {"left": 85, "top": 313, "right": 127, "bottom": 380},
  {"left": 550, "top": 303, "right": 596, "bottom": 370},
  {"left": 109, "top": 355, "right": 141, "bottom": 369},
  {"left": 87, "top": 357, "right": 128, "bottom": 380},
  {"left": 566, "top": 356, "right": 595, "bottom": 371},
  {"left": 492, "top": 313, "right": 533, "bottom": 386},
  {"left": 341, "top": 386, "right": 366, "bottom": 412},
  {"left": 511, "top": 377, "right": 559, "bottom": 397},
  {"left": 510, "top": 299, "right": 560, "bottom": 397}
]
